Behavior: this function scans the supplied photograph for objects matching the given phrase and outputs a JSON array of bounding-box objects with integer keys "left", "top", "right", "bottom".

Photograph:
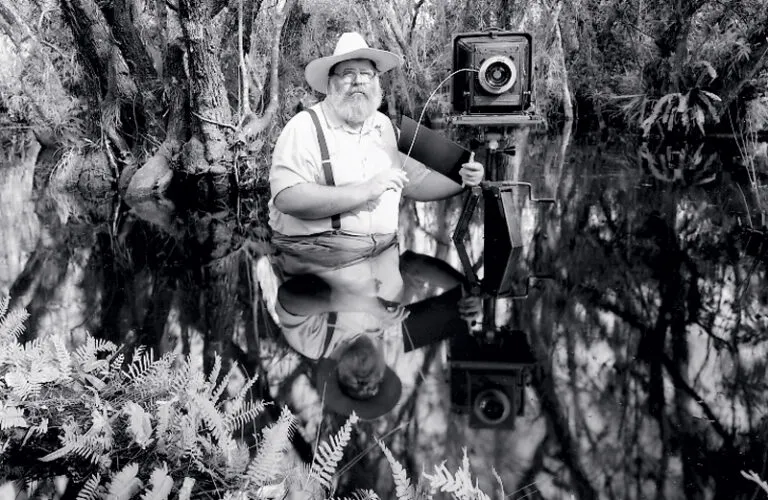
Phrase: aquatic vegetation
[{"left": 0, "top": 295, "right": 495, "bottom": 499}]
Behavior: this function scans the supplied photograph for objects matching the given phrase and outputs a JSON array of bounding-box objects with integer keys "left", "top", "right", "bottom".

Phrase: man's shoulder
[
  {"left": 281, "top": 105, "right": 318, "bottom": 132},
  {"left": 373, "top": 110, "right": 395, "bottom": 128}
]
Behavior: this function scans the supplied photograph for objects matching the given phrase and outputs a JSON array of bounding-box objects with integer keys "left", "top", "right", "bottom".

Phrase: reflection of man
[
  {"left": 268, "top": 32, "right": 483, "bottom": 250},
  {"left": 274, "top": 245, "right": 480, "bottom": 420}
]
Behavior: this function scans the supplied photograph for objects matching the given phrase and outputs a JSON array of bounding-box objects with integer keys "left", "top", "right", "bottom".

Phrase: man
[
  {"left": 273, "top": 243, "right": 481, "bottom": 420},
  {"left": 268, "top": 32, "right": 483, "bottom": 262}
]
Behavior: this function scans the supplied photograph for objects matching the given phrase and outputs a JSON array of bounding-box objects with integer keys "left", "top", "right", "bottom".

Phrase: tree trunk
[
  {"left": 179, "top": 0, "right": 233, "bottom": 165},
  {"left": 60, "top": 0, "right": 136, "bottom": 99},
  {"left": 99, "top": 0, "right": 157, "bottom": 87},
  {"left": 556, "top": 22, "right": 574, "bottom": 121}
]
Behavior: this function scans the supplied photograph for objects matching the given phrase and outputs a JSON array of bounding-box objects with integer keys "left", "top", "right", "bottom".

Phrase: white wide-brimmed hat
[{"left": 305, "top": 32, "right": 403, "bottom": 94}]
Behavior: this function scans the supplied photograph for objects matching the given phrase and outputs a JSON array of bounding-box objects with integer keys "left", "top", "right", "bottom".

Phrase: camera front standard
[{"left": 450, "top": 31, "right": 538, "bottom": 126}]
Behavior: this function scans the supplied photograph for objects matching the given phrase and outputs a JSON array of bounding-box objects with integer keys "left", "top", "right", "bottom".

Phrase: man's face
[
  {"left": 336, "top": 335, "right": 386, "bottom": 400},
  {"left": 327, "top": 58, "right": 383, "bottom": 126}
]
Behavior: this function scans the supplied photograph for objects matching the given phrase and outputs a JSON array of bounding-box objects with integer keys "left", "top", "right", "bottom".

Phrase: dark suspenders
[
  {"left": 319, "top": 311, "right": 337, "bottom": 358},
  {"left": 305, "top": 108, "right": 341, "bottom": 230}
]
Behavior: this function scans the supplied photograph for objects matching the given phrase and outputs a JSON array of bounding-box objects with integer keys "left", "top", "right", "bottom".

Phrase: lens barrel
[
  {"left": 473, "top": 388, "right": 511, "bottom": 424},
  {"left": 477, "top": 56, "right": 517, "bottom": 95}
]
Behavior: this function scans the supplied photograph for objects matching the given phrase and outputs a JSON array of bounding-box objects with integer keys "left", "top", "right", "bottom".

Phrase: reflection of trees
[
  {"left": 517, "top": 140, "right": 768, "bottom": 499},
  {"left": 396, "top": 133, "right": 768, "bottom": 499}
]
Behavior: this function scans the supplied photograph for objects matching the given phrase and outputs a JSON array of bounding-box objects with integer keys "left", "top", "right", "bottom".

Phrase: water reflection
[{"left": 2, "top": 131, "right": 768, "bottom": 499}]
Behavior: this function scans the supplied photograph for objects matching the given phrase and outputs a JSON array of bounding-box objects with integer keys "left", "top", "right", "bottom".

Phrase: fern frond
[
  {"left": 190, "top": 393, "right": 234, "bottom": 451},
  {"left": 177, "top": 478, "right": 195, "bottom": 500},
  {"left": 39, "top": 435, "right": 102, "bottom": 464},
  {"left": 225, "top": 400, "right": 267, "bottom": 432},
  {"left": 423, "top": 463, "right": 470, "bottom": 496},
  {"left": 423, "top": 449, "right": 491, "bottom": 500},
  {"left": 76, "top": 474, "right": 102, "bottom": 500},
  {"left": 226, "top": 374, "right": 259, "bottom": 415},
  {"left": 51, "top": 336, "right": 72, "bottom": 378},
  {"left": 244, "top": 406, "right": 296, "bottom": 487},
  {"left": 332, "top": 489, "right": 380, "bottom": 500},
  {"left": 212, "top": 365, "right": 237, "bottom": 406},
  {"left": 309, "top": 412, "right": 359, "bottom": 491},
  {"left": 377, "top": 440, "right": 414, "bottom": 500},
  {"left": 0, "top": 295, "right": 8, "bottom": 318},
  {"left": 126, "top": 347, "right": 154, "bottom": 380},
  {"left": 0, "top": 305, "right": 29, "bottom": 341},
  {"left": 124, "top": 402, "right": 154, "bottom": 448},
  {"left": 106, "top": 462, "right": 143, "bottom": 500},
  {"left": 110, "top": 353, "right": 125, "bottom": 373},
  {"left": 154, "top": 401, "right": 174, "bottom": 450},
  {"left": 0, "top": 403, "right": 28, "bottom": 429},
  {"left": 206, "top": 353, "right": 222, "bottom": 396},
  {"left": 492, "top": 467, "right": 505, "bottom": 499},
  {"left": 141, "top": 463, "right": 174, "bottom": 500}
]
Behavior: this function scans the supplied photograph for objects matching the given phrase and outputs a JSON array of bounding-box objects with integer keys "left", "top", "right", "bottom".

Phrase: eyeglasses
[{"left": 332, "top": 69, "right": 378, "bottom": 83}]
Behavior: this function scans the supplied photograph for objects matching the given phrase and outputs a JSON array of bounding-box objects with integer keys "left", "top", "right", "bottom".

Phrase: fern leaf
[
  {"left": 206, "top": 353, "right": 222, "bottom": 396},
  {"left": 225, "top": 400, "right": 267, "bottom": 433},
  {"left": 110, "top": 353, "right": 125, "bottom": 373},
  {"left": 212, "top": 365, "right": 237, "bottom": 405},
  {"left": 177, "top": 478, "right": 195, "bottom": 500},
  {"left": 124, "top": 402, "right": 154, "bottom": 448},
  {"left": 154, "top": 401, "right": 174, "bottom": 450},
  {"left": 244, "top": 406, "right": 296, "bottom": 487},
  {"left": 377, "top": 440, "right": 414, "bottom": 500},
  {"left": 126, "top": 347, "right": 153, "bottom": 380},
  {"left": 51, "top": 336, "right": 72, "bottom": 378},
  {"left": 0, "top": 403, "right": 28, "bottom": 429},
  {"left": 107, "top": 463, "right": 143, "bottom": 500},
  {"left": 226, "top": 375, "right": 259, "bottom": 415},
  {"left": 76, "top": 474, "right": 102, "bottom": 500},
  {"left": 141, "top": 463, "right": 174, "bottom": 500},
  {"left": 492, "top": 467, "right": 505, "bottom": 499},
  {"left": 0, "top": 306, "right": 29, "bottom": 341},
  {"left": 190, "top": 393, "right": 234, "bottom": 451},
  {"left": 309, "top": 412, "right": 359, "bottom": 491},
  {"left": 0, "top": 295, "right": 8, "bottom": 318},
  {"left": 332, "top": 490, "right": 380, "bottom": 500},
  {"left": 94, "top": 338, "right": 118, "bottom": 354}
]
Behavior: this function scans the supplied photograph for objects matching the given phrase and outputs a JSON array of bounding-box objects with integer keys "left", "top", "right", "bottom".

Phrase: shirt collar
[{"left": 320, "top": 99, "right": 378, "bottom": 135}]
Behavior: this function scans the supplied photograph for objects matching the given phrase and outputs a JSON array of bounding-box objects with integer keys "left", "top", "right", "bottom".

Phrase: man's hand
[
  {"left": 459, "top": 152, "right": 484, "bottom": 187},
  {"left": 364, "top": 169, "right": 409, "bottom": 201}
]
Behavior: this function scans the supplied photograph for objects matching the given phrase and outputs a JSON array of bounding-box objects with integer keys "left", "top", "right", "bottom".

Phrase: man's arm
[
  {"left": 274, "top": 168, "right": 409, "bottom": 219},
  {"left": 402, "top": 154, "right": 485, "bottom": 202},
  {"left": 403, "top": 170, "right": 463, "bottom": 201}
]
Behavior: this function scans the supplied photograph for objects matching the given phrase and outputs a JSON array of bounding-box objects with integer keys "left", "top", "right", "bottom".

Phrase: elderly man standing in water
[{"left": 268, "top": 32, "right": 483, "bottom": 268}]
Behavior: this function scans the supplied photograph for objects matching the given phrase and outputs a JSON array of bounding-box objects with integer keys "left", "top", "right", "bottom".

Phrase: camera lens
[
  {"left": 477, "top": 56, "right": 517, "bottom": 95},
  {"left": 473, "top": 388, "right": 511, "bottom": 424},
  {"left": 487, "top": 62, "right": 511, "bottom": 87}
]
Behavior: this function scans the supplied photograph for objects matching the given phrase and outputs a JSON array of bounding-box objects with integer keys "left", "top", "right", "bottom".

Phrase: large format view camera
[{"left": 449, "top": 31, "right": 540, "bottom": 126}]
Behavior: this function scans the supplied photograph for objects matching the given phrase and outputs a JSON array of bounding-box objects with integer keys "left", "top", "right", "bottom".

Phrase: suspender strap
[
  {"left": 320, "top": 311, "right": 338, "bottom": 358},
  {"left": 305, "top": 108, "right": 341, "bottom": 230}
]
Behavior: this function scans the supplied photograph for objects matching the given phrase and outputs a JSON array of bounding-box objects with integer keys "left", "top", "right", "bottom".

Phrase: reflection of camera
[
  {"left": 450, "top": 31, "right": 538, "bottom": 126},
  {"left": 448, "top": 327, "right": 536, "bottom": 429}
]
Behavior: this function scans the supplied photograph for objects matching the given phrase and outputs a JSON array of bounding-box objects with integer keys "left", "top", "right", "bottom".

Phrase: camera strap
[{"left": 305, "top": 108, "right": 342, "bottom": 230}]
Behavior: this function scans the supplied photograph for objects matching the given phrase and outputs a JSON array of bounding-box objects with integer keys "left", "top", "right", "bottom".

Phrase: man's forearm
[
  {"left": 273, "top": 182, "right": 371, "bottom": 219},
  {"left": 404, "top": 171, "right": 463, "bottom": 201}
]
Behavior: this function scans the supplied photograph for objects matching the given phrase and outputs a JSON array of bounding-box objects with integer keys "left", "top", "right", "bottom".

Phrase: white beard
[{"left": 327, "top": 78, "right": 383, "bottom": 126}]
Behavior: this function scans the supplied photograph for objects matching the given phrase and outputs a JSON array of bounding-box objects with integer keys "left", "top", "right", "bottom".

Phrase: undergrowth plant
[{"left": 0, "top": 296, "right": 497, "bottom": 500}]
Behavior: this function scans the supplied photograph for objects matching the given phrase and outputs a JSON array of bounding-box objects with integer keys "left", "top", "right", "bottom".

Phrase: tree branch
[
  {"left": 235, "top": 0, "right": 296, "bottom": 142},
  {"left": 407, "top": 0, "right": 425, "bottom": 45}
]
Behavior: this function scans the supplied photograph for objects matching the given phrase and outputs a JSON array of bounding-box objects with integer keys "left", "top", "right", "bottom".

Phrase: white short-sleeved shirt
[{"left": 268, "top": 101, "right": 430, "bottom": 236}]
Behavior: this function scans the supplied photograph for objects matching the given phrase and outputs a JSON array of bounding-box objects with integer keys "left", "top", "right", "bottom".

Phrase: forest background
[
  {"left": 2, "top": 0, "right": 768, "bottom": 499},
  {"left": 1, "top": 0, "right": 767, "bottom": 196}
]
